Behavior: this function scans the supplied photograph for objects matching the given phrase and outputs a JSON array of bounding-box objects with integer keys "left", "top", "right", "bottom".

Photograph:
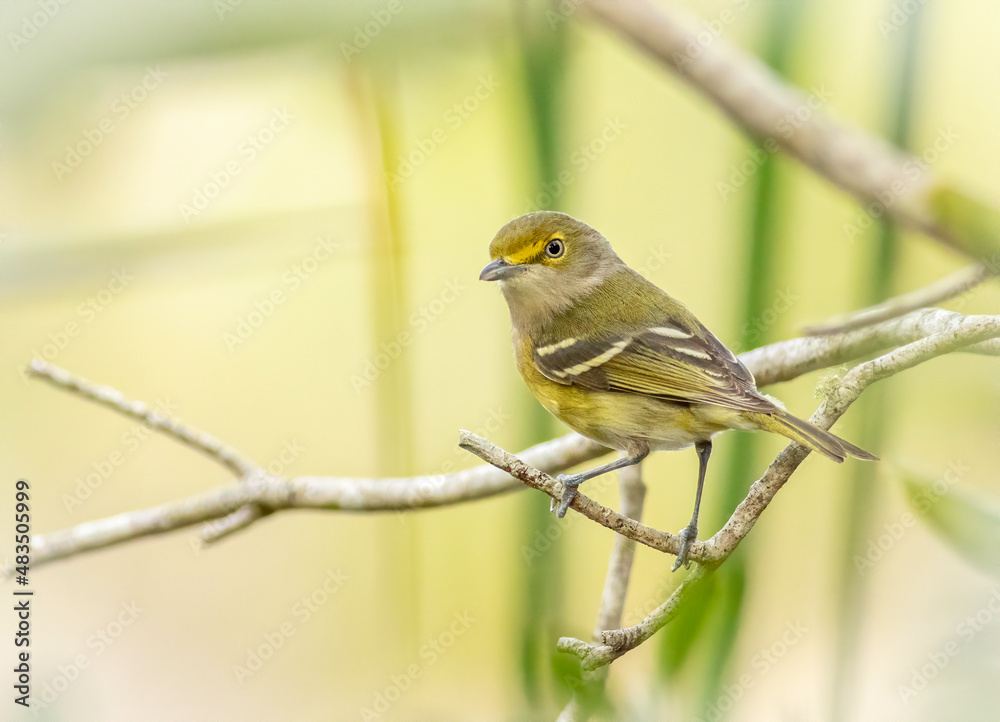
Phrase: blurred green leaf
[
  {"left": 658, "top": 572, "right": 718, "bottom": 678},
  {"left": 550, "top": 652, "right": 612, "bottom": 717},
  {"left": 903, "top": 472, "right": 1000, "bottom": 575},
  {"left": 927, "top": 186, "right": 1000, "bottom": 264},
  {"left": 695, "top": 561, "right": 746, "bottom": 709}
]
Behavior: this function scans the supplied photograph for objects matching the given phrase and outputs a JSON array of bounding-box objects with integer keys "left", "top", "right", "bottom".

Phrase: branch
[
  {"left": 27, "top": 428, "right": 608, "bottom": 570},
  {"left": 460, "top": 431, "right": 686, "bottom": 556},
  {"left": 28, "top": 358, "right": 282, "bottom": 542},
  {"left": 582, "top": 0, "right": 1000, "bottom": 262},
  {"left": 25, "top": 309, "right": 998, "bottom": 570},
  {"left": 803, "top": 263, "right": 993, "bottom": 336},
  {"left": 558, "top": 565, "right": 707, "bottom": 671},
  {"left": 742, "top": 308, "right": 1000, "bottom": 387},
  {"left": 28, "top": 359, "right": 257, "bottom": 478},
  {"left": 592, "top": 463, "right": 646, "bottom": 636},
  {"left": 556, "top": 462, "right": 646, "bottom": 722}
]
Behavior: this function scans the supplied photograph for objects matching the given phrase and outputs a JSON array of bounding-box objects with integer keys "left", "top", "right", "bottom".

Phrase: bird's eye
[{"left": 545, "top": 238, "right": 565, "bottom": 258}]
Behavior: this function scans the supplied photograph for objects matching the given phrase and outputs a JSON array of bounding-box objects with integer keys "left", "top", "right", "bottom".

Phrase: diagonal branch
[
  {"left": 743, "top": 308, "right": 1000, "bottom": 386},
  {"left": 582, "top": 0, "right": 1000, "bottom": 262},
  {"left": 27, "top": 358, "right": 272, "bottom": 542},
  {"left": 28, "top": 359, "right": 257, "bottom": 478},
  {"left": 459, "top": 432, "right": 685, "bottom": 557},
  {"left": 557, "top": 462, "right": 646, "bottom": 722},
  {"left": 592, "top": 463, "right": 646, "bottom": 636},
  {"left": 803, "top": 262, "right": 994, "bottom": 336}
]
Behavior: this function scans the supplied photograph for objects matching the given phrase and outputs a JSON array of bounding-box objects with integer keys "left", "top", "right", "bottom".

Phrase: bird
[{"left": 480, "top": 211, "right": 876, "bottom": 570}]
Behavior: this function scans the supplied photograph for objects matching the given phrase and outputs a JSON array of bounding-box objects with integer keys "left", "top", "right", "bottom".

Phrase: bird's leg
[
  {"left": 554, "top": 447, "right": 648, "bottom": 518},
  {"left": 672, "top": 440, "right": 712, "bottom": 571}
]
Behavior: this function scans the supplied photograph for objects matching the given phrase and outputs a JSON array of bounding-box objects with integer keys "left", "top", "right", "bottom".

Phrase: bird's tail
[{"left": 745, "top": 409, "right": 878, "bottom": 463}]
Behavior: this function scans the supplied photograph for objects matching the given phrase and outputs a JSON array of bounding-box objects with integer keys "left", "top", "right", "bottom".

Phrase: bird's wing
[{"left": 532, "top": 320, "right": 775, "bottom": 413}]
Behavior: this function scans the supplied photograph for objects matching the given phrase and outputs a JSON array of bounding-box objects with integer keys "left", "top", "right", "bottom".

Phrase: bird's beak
[{"left": 479, "top": 258, "right": 526, "bottom": 282}]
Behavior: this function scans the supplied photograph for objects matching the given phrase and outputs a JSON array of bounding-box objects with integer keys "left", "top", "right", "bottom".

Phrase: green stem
[
  {"left": 512, "top": 3, "right": 571, "bottom": 711},
  {"left": 353, "top": 67, "right": 420, "bottom": 649},
  {"left": 687, "top": 2, "right": 804, "bottom": 714}
]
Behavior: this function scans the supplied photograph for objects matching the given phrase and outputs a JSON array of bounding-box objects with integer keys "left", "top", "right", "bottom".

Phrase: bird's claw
[
  {"left": 671, "top": 525, "right": 698, "bottom": 572},
  {"left": 553, "top": 474, "right": 580, "bottom": 518}
]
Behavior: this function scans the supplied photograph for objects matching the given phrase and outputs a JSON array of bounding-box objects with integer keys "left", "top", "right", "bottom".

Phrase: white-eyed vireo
[{"left": 481, "top": 211, "right": 876, "bottom": 569}]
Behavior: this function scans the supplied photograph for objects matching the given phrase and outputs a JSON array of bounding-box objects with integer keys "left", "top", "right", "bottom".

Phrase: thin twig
[
  {"left": 460, "top": 431, "right": 686, "bottom": 558},
  {"left": 200, "top": 501, "right": 266, "bottom": 543},
  {"left": 743, "top": 308, "right": 1000, "bottom": 386},
  {"left": 593, "top": 463, "right": 646, "bottom": 636},
  {"left": 28, "top": 359, "right": 257, "bottom": 478},
  {"left": 556, "top": 462, "right": 647, "bottom": 722},
  {"left": 804, "top": 263, "right": 993, "bottom": 336},
  {"left": 27, "top": 358, "right": 272, "bottom": 539}
]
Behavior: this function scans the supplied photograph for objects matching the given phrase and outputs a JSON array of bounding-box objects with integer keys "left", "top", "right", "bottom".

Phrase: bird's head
[{"left": 480, "top": 211, "right": 623, "bottom": 317}]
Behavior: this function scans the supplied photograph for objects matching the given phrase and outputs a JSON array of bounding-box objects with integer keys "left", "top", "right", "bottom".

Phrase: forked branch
[{"left": 21, "top": 308, "right": 998, "bottom": 572}]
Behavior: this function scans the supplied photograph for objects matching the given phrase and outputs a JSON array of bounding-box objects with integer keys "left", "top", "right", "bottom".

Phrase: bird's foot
[
  {"left": 671, "top": 525, "right": 698, "bottom": 572},
  {"left": 552, "top": 473, "right": 584, "bottom": 518}
]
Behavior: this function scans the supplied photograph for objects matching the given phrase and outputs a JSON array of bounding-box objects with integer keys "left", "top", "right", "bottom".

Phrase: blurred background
[{"left": 2, "top": 0, "right": 999, "bottom": 719}]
